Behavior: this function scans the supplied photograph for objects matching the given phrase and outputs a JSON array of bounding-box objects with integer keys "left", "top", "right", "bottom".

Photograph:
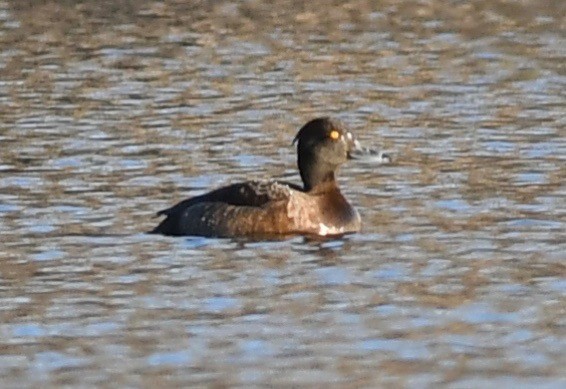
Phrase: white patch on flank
[
  {"left": 346, "top": 132, "right": 353, "bottom": 141},
  {"left": 318, "top": 223, "right": 344, "bottom": 236}
]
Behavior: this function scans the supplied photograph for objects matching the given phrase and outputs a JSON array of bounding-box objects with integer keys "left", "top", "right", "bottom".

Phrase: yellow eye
[{"left": 329, "top": 130, "right": 340, "bottom": 140}]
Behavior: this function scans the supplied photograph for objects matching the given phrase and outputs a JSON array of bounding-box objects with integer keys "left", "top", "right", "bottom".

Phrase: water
[{"left": 0, "top": 1, "right": 565, "bottom": 387}]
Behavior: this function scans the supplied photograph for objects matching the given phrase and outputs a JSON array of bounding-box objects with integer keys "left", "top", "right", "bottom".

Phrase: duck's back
[{"left": 151, "top": 180, "right": 298, "bottom": 237}]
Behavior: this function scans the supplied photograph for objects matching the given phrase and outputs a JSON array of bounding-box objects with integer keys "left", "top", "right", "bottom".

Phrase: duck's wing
[
  {"left": 156, "top": 180, "right": 297, "bottom": 217},
  {"left": 150, "top": 180, "right": 299, "bottom": 236}
]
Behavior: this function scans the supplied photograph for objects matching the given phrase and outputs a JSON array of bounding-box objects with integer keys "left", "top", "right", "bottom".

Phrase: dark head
[
  {"left": 292, "top": 117, "right": 392, "bottom": 191},
  {"left": 292, "top": 117, "right": 357, "bottom": 191}
]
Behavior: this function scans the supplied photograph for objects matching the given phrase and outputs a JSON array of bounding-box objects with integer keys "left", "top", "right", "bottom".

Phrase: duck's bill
[{"left": 348, "top": 140, "right": 392, "bottom": 164}]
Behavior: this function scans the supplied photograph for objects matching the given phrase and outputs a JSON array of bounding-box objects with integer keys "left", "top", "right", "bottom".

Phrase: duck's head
[{"left": 293, "top": 117, "right": 391, "bottom": 191}]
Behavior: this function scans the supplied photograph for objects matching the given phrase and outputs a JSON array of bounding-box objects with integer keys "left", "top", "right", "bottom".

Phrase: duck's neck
[{"left": 299, "top": 154, "right": 338, "bottom": 192}]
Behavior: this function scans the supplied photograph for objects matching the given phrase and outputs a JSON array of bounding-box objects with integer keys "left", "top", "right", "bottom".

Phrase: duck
[{"left": 150, "top": 117, "right": 390, "bottom": 237}]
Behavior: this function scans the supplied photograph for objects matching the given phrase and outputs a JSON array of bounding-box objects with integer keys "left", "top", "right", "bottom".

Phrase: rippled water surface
[{"left": 1, "top": 0, "right": 565, "bottom": 387}]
